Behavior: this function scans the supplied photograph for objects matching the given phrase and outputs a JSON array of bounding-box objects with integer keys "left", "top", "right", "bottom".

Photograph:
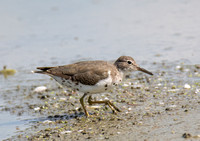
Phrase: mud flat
[{"left": 1, "top": 60, "right": 200, "bottom": 141}]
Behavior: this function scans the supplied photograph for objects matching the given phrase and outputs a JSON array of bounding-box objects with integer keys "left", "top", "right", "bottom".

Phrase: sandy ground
[{"left": 1, "top": 61, "right": 200, "bottom": 141}]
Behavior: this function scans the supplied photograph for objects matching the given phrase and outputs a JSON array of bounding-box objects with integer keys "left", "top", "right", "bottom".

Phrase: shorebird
[{"left": 34, "top": 56, "right": 153, "bottom": 117}]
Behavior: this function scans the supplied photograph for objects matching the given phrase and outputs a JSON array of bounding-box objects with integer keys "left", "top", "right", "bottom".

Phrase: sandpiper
[{"left": 34, "top": 56, "right": 153, "bottom": 117}]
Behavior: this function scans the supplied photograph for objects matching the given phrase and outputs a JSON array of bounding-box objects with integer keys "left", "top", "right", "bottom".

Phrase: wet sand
[{"left": 2, "top": 61, "right": 200, "bottom": 140}]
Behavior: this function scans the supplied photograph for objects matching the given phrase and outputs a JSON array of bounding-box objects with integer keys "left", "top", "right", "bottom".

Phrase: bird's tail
[{"left": 32, "top": 67, "right": 54, "bottom": 74}]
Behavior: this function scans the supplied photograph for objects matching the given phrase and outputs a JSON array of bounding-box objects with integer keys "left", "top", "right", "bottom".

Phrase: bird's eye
[{"left": 127, "top": 61, "right": 132, "bottom": 64}]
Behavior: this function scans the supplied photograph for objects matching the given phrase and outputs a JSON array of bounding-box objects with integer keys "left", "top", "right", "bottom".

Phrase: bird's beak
[{"left": 137, "top": 67, "right": 153, "bottom": 75}]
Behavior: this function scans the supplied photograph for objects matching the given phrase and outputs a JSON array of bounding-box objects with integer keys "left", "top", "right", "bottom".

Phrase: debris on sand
[
  {"left": 0, "top": 66, "right": 16, "bottom": 78},
  {"left": 33, "top": 86, "right": 47, "bottom": 93}
]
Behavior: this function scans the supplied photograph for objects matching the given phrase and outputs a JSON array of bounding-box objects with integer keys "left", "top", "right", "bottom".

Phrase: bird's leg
[
  {"left": 107, "top": 101, "right": 121, "bottom": 112},
  {"left": 80, "top": 93, "right": 90, "bottom": 117},
  {"left": 88, "top": 95, "right": 121, "bottom": 114},
  {"left": 88, "top": 95, "right": 93, "bottom": 105}
]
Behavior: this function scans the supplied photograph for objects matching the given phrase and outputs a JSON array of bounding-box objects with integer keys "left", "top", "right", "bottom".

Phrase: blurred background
[
  {"left": 0, "top": 0, "right": 200, "bottom": 140},
  {"left": 1, "top": 0, "right": 200, "bottom": 70}
]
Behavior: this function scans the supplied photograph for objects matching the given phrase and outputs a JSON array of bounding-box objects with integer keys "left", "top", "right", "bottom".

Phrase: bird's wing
[
  {"left": 71, "top": 69, "right": 108, "bottom": 85},
  {"left": 36, "top": 61, "right": 111, "bottom": 85}
]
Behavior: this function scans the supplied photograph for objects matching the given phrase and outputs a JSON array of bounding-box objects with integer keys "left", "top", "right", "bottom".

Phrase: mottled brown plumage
[
  {"left": 34, "top": 56, "right": 153, "bottom": 117},
  {"left": 36, "top": 61, "right": 120, "bottom": 85}
]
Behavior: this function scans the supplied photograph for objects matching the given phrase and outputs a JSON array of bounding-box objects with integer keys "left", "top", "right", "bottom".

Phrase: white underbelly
[{"left": 52, "top": 75, "right": 113, "bottom": 94}]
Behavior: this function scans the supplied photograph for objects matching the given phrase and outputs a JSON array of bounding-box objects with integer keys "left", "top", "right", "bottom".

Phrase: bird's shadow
[
  {"left": 27, "top": 110, "right": 114, "bottom": 124},
  {"left": 0, "top": 112, "right": 81, "bottom": 129},
  {"left": 29, "top": 112, "right": 85, "bottom": 123}
]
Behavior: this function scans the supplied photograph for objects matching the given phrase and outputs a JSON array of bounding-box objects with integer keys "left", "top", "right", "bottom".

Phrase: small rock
[
  {"left": 138, "top": 121, "right": 143, "bottom": 125},
  {"left": 165, "top": 108, "right": 171, "bottom": 111},
  {"left": 61, "top": 130, "right": 72, "bottom": 134},
  {"left": 195, "top": 89, "right": 199, "bottom": 94},
  {"left": 168, "top": 89, "right": 179, "bottom": 92},
  {"left": 34, "top": 107, "right": 40, "bottom": 111},
  {"left": 176, "top": 65, "right": 184, "bottom": 71},
  {"left": 185, "top": 68, "right": 190, "bottom": 72},
  {"left": 169, "top": 105, "right": 177, "bottom": 108},
  {"left": 60, "top": 97, "right": 67, "bottom": 101},
  {"left": 39, "top": 95, "right": 47, "bottom": 99},
  {"left": 159, "top": 102, "right": 164, "bottom": 105},
  {"left": 128, "top": 107, "right": 132, "bottom": 111},
  {"left": 33, "top": 86, "right": 47, "bottom": 93},
  {"left": 182, "top": 133, "right": 191, "bottom": 138},
  {"left": 78, "top": 130, "right": 84, "bottom": 132},
  {"left": 184, "top": 84, "right": 191, "bottom": 89},
  {"left": 43, "top": 133, "right": 51, "bottom": 138},
  {"left": 122, "top": 83, "right": 129, "bottom": 87},
  {"left": 171, "top": 85, "right": 176, "bottom": 89},
  {"left": 43, "top": 120, "right": 52, "bottom": 124},
  {"left": 105, "top": 137, "right": 109, "bottom": 139},
  {"left": 81, "top": 131, "right": 87, "bottom": 135},
  {"left": 195, "top": 64, "right": 200, "bottom": 69}
]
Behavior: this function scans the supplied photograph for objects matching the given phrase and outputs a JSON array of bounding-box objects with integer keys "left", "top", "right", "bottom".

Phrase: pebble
[
  {"left": 176, "top": 65, "right": 181, "bottom": 69},
  {"left": 53, "top": 103, "right": 59, "bottom": 108},
  {"left": 33, "top": 86, "right": 47, "bottom": 93},
  {"left": 34, "top": 107, "right": 40, "bottom": 111},
  {"left": 168, "top": 89, "right": 179, "bottom": 92},
  {"left": 169, "top": 105, "right": 177, "bottom": 108},
  {"left": 60, "top": 97, "right": 67, "bottom": 101},
  {"left": 195, "top": 89, "right": 199, "bottom": 94},
  {"left": 128, "top": 107, "right": 132, "bottom": 111},
  {"left": 185, "top": 68, "right": 190, "bottom": 72},
  {"left": 138, "top": 121, "right": 143, "bottom": 125},
  {"left": 122, "top": 83, "right": 129, "bottom": 87},
  {"left": 182, "top": 133, "right": 191, "bottom": 138},
  {"left": 184, "top": 84, "right": 191, "bottom": 89},
  {"left": 89, "top": 105, "right": 101, "bottom": 109},
  {"left": 43, "top": 120, "right": 53, "bottom": 124},
  {"left": 60, "top": 130, "right": 72, "bottom": 134},
  {"left": 159, "top": 102, "right": 164, "bottom": 105},
  {"left": 134, "top": 84, "right": 142, "bottom": 88},
  {"left": 195, "top": 64, "right": 200, "bottom": 69}
]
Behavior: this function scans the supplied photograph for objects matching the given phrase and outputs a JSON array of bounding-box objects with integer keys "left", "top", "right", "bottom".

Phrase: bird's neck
[{"left": 118, "top": 69, "right": 129, "bottom": 81}]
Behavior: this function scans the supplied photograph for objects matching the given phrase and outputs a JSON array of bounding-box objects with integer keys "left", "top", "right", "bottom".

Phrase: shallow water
[
  {"left": 1, "top": 0, "right": 200, "bottom": 68},
  {"left": 0, "top": 111, "right": 31, "bottom": 140},
  {"left": 0, "top": 0, "right": 200, "bottom": 140}
]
